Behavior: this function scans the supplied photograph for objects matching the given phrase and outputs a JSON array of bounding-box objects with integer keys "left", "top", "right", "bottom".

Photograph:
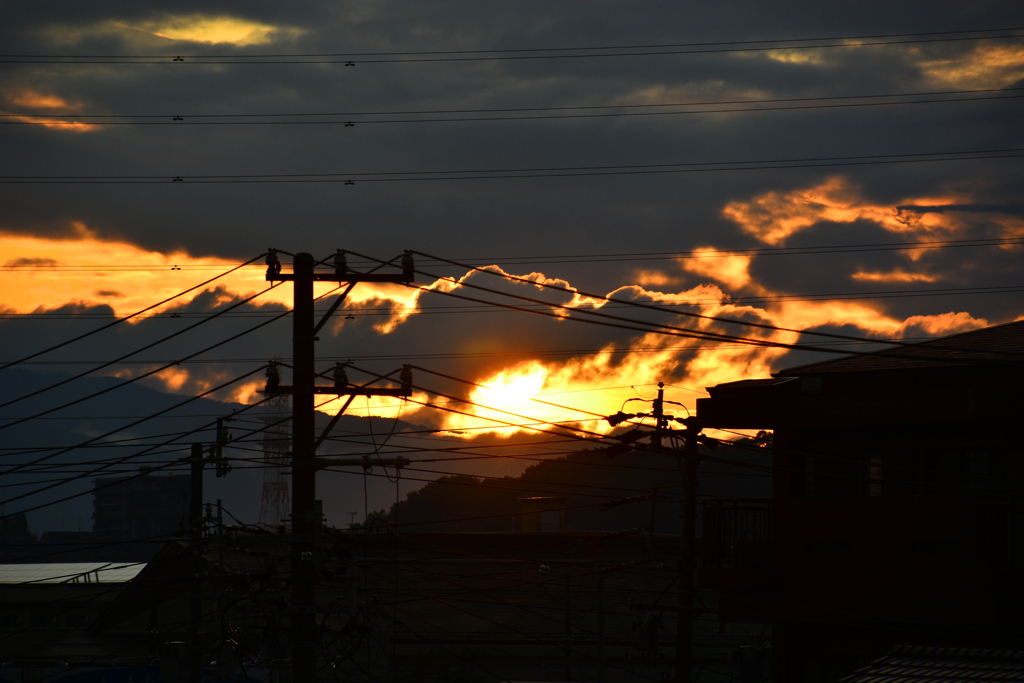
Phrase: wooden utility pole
[
  {"left": 676, "top": 419, "right": 700, "bottom": 683},
  {"left": 605, "top": 381, "right": 703, "bottom": 682},
  {"left": 188, "top": 442, "right": 205, "bottom": 683},
  {"left": 264, "top": 250, "right": 412, "bottom": 683},
  {"left": 651, "top": 383, "right": 698, "bottom": 682}
]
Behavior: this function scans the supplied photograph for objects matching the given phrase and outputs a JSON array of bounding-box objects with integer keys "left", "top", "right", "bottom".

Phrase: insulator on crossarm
[
  {"left": 334, "top": 249, "right": 348, "bottom": 278},
  {"left": 605, "top": 411, "right": 636, "bottom": 427},
  {"left": 333, "top": 362, "right": 349, "bottom": 391},
  {"left": 266, "top": 249, "right": 281, "bottom": 277},
  {"left": 266, "top": 361, "right": 280, "bottom": 390},
  {"left": 401, "top": 251, "right": 414, "bottom": 282},
  {"left": 400, "top": 365, "right": 413, "bottom": 396}
]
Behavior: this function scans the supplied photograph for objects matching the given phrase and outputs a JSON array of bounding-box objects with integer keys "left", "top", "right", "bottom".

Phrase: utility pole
[
  {"left": 264, "top": 250, "right": 413, "bottom": 683},
  {"left": 649, "top": 382, "right": 698, "bottom": 682},
  {"left": 188, "top": 442, "right": 204, "bottom": 683},
  {"left": 213, "top": 416, "right": 233, "bottom": 477},
  {"left": 645, "top": 382, "right": 703, "bottom": 683},
  {"left": 676, "top": 417, "right": 700, "bottom": 683},
  {"left": 651, "top": 382, "right": 667, "bottom": 448},
  {"left": 604, "top": 382, "right": 704, "bottom": 683}
]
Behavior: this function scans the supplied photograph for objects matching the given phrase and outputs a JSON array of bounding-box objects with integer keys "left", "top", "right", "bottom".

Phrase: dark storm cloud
[{"left": 2, "top": 1, "right": 1023, "bottom": 259}]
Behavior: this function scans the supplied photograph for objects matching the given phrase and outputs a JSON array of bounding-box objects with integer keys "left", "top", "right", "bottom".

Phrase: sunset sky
[{"left": 2, "top": 3, "right": 1023, "bottom": 525}]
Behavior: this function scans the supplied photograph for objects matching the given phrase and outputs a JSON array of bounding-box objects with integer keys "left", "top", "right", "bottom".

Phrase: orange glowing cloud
[
  {"left": 897, "top": 312, "right": 988, "bottom": 336},
  {"left": 0, "top": 226, "right": 445, "bottom": 332},
  {"left": 993, "top": 215, "right": 1024, "bottom": 242},
  {"left": 764, "top": 48, "right": 828, "bottom": 65},
  {"left": 679, "top": 248, "right": 753, "bottom": 290},
  {"left": 609, "top": 82, "right": 770, "bottom": 106},
  {"left": 154, "top": 367, "right": 190, "bottom": 392},
  {"left": 8, "top": 91, "right": 76, "bottom": 110},
  {"left": 332, "top": 284, "right": 424, "bottom": 335},
  {"left": 137, "top": 365, "right": 274, "bottom": 403},
  {"left": 2, "top": 89, "right": 99, "bottom": 132},
  {"left": 633, "top": 269, "right": 682, "bottom": 287},
  {"left": 399, "top": 265, "right": 993, "bottom": 436},
  {"left": 0, "top": 224, "right": 281, "bottom": 317},
  {"left": 722, "top": 177, "right": 968, "bottom": 245},
  {"left": 7, "top": 227, "right": 998, "bottom": 438},
  {"left": 344, "top": 249, "right": 996, "bottom": 436},
  {"left": 115, "top": 15, "right": 304, "bottom": 46},
  {"left": 919, "top": 43, "right": 1024, "bottom": 89},
  {"left": 2, "top": 115, "right": 99, "bottom": 132},
  {"left": 851, "top": 269, "right": 940, "bottom": 283}
]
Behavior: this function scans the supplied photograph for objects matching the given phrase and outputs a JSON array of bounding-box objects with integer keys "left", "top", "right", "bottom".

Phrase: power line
[
  {"left": 401, "top": 268, "right": 896, "bottom": 358},
  {"left": 410, "top": 249, "right": 1024, "bottom": 359},
  {"left": 3, "top": 27, "right": 1021, "bottom": 64},
  {"left": 6, "top": 27, "right": 1021, "bottom": 59},
  {"left": 0, "top": 284, "right": 356, "bottom": 511},
  {"left": 3, "top": 236, "right": 1023, "bottom": 271},
  {"left": 5, "top": 282, "right": 1022, "bottom": 323},
  {"left": 4, "top": 86, "right": 1017, "bottom": 119},
  {"left": 0, "top": 371, "right": 270, "bottom": 521},
  {"left": 4, "top": 147, "right": 1019, "bottom": 184},
  {"left": 0, "top": 253, "right": 265, "bottom": 372},
  {"left": 419, "top": 236, "right": 1024, "bottom": 265},
  {"left": 2, "top": 147, "right": 1021, "bottom": 184},
  {"left": 6, "top": 88, "right": 1021, "bottom": 125},
  {"left": 0, "top": 368, "right": 267, "bottom": 484},
  {"left": 0, "top": 296, "right": 286, "bottom": 432},
  {"left": 0, "top": 283, "right": 282, "bottom": 412}
]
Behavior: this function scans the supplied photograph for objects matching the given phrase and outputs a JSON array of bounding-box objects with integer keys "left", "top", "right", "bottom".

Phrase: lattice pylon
[{"left": 259, "top": 393, "right": 291, "bottom": 526}]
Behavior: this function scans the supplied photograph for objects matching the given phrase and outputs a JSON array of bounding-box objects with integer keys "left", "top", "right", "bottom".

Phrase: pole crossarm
[
  {"left": 264, "top": 247, "right": 414, "bottom": 284},
  {"left": 259, "top": 249, "right": 414, "bottom": 683},
  {"left": 267, "top": 272, "right": 411, "bottom": 283},
  {"left": 314, "top": 455, "right": 410, "bottom": 471},
  {"left": 265, "top": 385, "right": 410, "bottom": 396}
]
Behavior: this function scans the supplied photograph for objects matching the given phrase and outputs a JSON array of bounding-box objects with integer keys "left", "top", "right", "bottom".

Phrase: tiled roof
[
  {"left": 777, "top": 319, "right": 1024, "bottom": 375},
  {"left": 839, "top": 644, "right": 1024, "bottom": 682}
]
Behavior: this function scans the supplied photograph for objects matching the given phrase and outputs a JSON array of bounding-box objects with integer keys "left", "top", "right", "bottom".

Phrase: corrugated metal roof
[
  {"left": 839, "top": 644, "right": 1024, "bottom": 682},
  {"left": 777, "top": 319, "right": 1024, "bottom": 375},
  {"left": 0, "top": 562, "right": 145, "bottom": 584}
]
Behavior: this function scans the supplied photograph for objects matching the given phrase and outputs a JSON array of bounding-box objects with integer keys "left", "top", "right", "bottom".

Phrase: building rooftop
[
  {"left": 776, "top": 319, "right": 1024, "bottom": 375},
  {"left": 0, "top": 562, "right": 145, "bottom": 584},
  {"left": 840, "top": 644, "right": 1024, "bottom": 682}
]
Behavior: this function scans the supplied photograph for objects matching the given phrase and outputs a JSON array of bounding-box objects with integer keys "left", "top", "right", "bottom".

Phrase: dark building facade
[
  {"left": 695, "top": 320, "right": 1024, "bottom": 681},
  {"left": 92, "top": 470, "right": 191, "bottom": 561},
  {"left": 0, "top": 471, "right": 190, "bottom": 564}
]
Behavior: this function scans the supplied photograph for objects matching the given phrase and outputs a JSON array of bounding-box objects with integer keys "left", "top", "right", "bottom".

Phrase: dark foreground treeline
[{"left": 362, "top": 438, "right": 772, "bottom": 533}]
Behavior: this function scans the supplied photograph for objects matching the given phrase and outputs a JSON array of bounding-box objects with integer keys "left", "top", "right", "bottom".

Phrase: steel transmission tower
[{"left": 259, "top": 393, "right": 291, "bottom": 526}]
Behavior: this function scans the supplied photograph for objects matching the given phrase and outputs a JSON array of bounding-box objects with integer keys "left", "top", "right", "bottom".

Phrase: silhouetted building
[
  {"left": 0, "top": 512, "right": 37, "bottom": 562},
  {"left": 93, "top": 470, "right": 190, "bottom": 562},
  {"left": 696, "top": 320, "right": 1024, "bottom": 682},
  {"left": 519, "top": 495, "right": 568, "bottom": 530},
  {"left": 839, "top": 644, "right": 1024, "bottom": 681},
  {"left": 0, "top": 561, "right": 145, "bottom": 678}
]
